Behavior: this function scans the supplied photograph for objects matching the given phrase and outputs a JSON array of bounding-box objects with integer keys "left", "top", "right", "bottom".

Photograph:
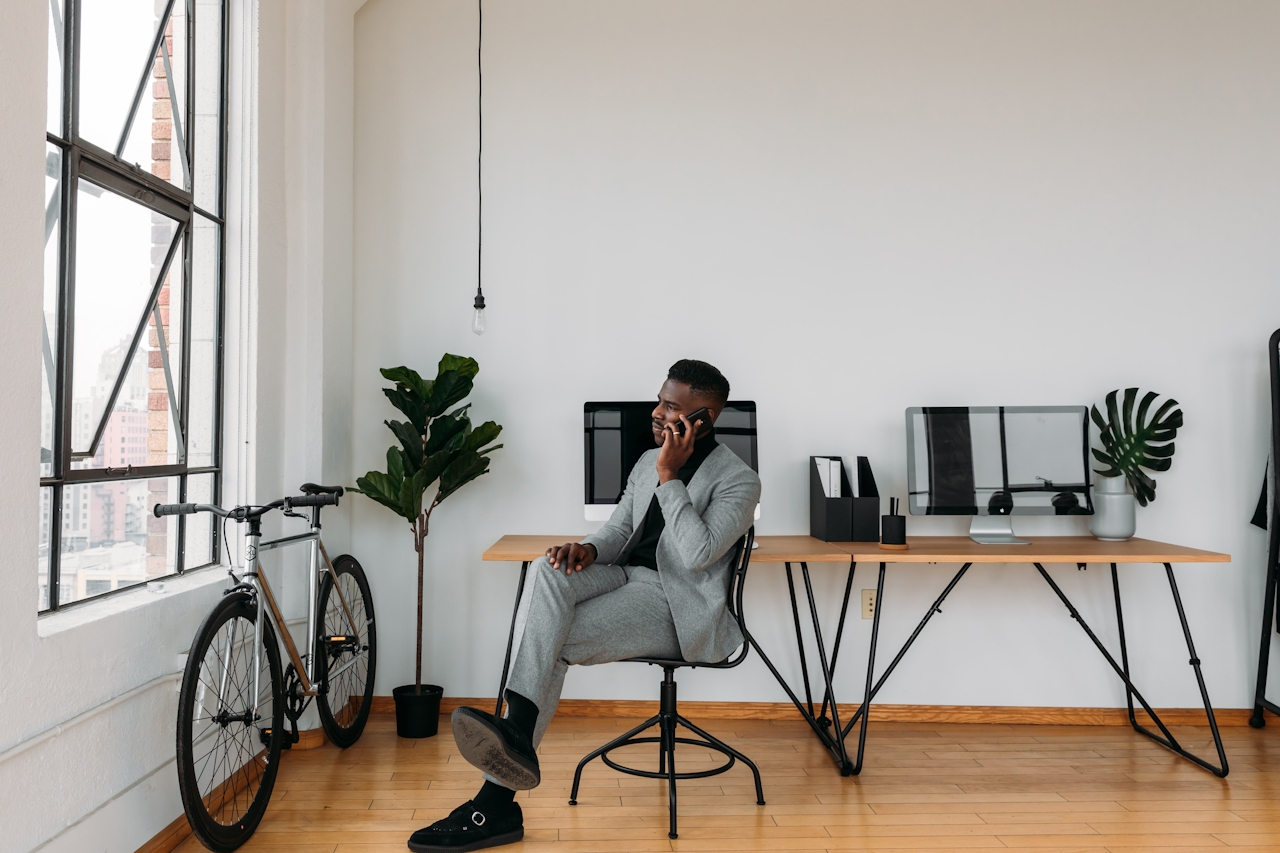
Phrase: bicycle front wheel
[
  {"left": 316, "top": 554, "right": 377, "bottom": 748},
  {"left": 177, "top": 591, "right": 284, "bottom": 852}
]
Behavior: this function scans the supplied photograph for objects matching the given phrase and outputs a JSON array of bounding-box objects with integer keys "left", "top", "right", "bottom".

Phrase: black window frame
[{"left": 41, "top": 0, "right": 230, "bottom": 612}]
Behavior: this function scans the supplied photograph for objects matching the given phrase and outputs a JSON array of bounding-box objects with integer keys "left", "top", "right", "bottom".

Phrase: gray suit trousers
[{"left": 504, "top": 555, "right": 682, "bottom": 748}]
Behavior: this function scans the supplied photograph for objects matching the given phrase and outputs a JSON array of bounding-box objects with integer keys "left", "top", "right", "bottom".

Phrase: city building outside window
[{"left": 40, "top": 0, "right": 228, "bottom": 611}]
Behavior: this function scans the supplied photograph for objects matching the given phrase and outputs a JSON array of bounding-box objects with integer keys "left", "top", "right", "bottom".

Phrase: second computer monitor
[{"left": 906, "top": 405, "right": 1093, "bottom": 517}]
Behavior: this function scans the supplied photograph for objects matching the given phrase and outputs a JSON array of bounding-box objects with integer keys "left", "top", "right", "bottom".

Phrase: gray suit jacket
[{"left": 581, "top": 444, "right": 761, "bottom": 663}]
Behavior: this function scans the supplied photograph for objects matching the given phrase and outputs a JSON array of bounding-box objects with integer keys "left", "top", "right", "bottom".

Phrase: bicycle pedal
[
  {"left": 324, "top": 634, "right": 360, "bottom": 655},
  {"left": 260, "top": 727, "right": 294, "bottom": 750}
]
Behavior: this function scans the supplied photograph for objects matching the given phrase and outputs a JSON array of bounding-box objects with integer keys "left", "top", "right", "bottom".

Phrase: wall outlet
[{"left": 862, "top": 588, "right": 876, "bottom": 619}]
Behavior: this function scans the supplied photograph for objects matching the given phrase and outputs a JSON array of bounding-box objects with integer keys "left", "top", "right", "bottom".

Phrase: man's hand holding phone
[
  {"left": 657, "top": 408, "right": 707, "bottom": 484},
  {"left": 547, "top": 541, "right": 597, "bottom": 575}
]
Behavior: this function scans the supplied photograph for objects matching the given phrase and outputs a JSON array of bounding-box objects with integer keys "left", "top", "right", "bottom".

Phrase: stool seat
[{"left": 624, "top": 655, "right": 730, "bottom": 668}]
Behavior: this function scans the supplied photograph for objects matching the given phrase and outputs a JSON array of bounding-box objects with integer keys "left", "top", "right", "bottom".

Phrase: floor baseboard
[
  {"left": 135, "top": 815, "right": 190, "bottom": 853},
  {"left": 370, "top": 696, "right": 1252, "bottom": 726}
]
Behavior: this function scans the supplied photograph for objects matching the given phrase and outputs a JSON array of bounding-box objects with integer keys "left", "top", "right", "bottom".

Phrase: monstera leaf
[{"left": 1090, "top": 388, "right": 1182, "bottom": 507}]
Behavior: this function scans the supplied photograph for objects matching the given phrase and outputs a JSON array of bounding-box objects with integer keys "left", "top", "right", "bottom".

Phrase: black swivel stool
[{"left": 568, "top": 528, "right": 765, "bottom": 839}]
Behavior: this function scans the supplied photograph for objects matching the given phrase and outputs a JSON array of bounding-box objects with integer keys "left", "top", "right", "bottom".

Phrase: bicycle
[{"left": 157, "top": 484, "right": 377, "bottom": 852}]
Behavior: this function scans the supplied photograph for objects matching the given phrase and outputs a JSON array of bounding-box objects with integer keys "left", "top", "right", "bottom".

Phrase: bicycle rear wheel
[
  {"left": 316, "top": 554, "right": 377, "bottom": 748},
  {"left": 177, "top": 591, "right": 284, "bottom": 852}
]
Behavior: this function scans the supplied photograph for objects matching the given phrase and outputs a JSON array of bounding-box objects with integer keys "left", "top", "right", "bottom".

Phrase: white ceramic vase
[{"left": 1090, "top": 473, "right": 1136, "bottom": 541}]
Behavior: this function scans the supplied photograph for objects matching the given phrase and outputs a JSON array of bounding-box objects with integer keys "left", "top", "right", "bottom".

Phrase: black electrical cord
[{"left": 474, "top": 0, "right": 485, "bottom": 313}]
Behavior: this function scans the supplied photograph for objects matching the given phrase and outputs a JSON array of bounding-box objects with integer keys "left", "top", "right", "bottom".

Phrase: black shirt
[{"left": 626, "top": 427, "right": 718, "bottom": 571}]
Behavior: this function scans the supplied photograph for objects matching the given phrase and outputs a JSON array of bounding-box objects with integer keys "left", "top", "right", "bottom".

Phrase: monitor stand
[{"left": 969, "top": 515, "right": 1029, "bottom": 546}]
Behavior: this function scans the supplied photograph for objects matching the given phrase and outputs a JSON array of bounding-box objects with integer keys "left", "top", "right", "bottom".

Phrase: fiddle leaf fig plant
[
  {"left": 1090, "top": 388, "right": 1182, "bottom": 507},
  {"left": 350, "top": 354, "right": 503, "bottom": 693}
]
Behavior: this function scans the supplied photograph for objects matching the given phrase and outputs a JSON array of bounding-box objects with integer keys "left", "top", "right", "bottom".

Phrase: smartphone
[{"left": 675, "top": 407, "right": 711, "bottom": 437}]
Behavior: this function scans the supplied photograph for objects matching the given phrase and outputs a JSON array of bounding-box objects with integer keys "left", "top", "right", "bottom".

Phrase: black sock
[
  {"left": 473, "top": 780, "right": 517, "bottom": 815},
  {"left": 503, "top": 689, "right": 539, "bottom": 740}
]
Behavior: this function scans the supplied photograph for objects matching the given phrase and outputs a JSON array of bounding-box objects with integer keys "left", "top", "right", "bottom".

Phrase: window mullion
[
  {"left": 47, "top": 483, "right": 62, "bottom": 611},
  {"left": 65, "top": 0, "right": 78, "bottom": 143},
  {"left": 50, "top": 145, "right": 80, "bottom": 612},
  {"left": 177, "top": 472, "right": 187, "bottom": 574},
  {"left": 211, "top": 0, "right": 230, "bottom": 567},
  {"left": 185, "top": 0, "right": 196, "bottom": 196}
]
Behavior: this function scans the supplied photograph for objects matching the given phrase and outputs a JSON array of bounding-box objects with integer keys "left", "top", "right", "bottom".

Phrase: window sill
[{"left": 37, "top": 564, "right": 229, "bottom": 638}]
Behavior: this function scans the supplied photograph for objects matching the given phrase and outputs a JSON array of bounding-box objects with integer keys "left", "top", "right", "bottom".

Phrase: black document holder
[{"left": 810, "top": 456, "right": 881, "bottom": 542}]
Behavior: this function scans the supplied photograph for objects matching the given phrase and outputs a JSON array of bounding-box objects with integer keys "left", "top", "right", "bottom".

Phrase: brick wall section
[{"left": 146, "top": 16, "right": 175, "bottom": 577}]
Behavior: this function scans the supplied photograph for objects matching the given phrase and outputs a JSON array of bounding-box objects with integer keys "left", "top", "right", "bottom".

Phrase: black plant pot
[{"left": 393, "top": 684, "right": 443, "bottom": 738}]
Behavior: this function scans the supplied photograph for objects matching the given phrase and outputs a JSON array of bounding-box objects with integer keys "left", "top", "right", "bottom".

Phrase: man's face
[{"left": 651, "top": 379, "right": 719, "bottom": 445}]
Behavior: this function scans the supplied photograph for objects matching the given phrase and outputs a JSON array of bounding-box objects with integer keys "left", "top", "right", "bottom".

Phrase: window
[{"left": 41, "top": 0, "right": 229, "bottom": 612}]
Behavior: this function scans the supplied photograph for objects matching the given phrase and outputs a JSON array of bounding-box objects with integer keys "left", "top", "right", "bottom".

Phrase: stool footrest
[{"left": 599, "top": 733, "right": 738, "bottom": 780}]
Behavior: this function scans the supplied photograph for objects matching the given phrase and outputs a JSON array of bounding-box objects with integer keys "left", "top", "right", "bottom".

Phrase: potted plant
[
  {"left": 351, "top": 354, "right": 503, "bottom": 737},
  {"left": 1089, "top": 388, "right": 1182, "bottom": 540}
]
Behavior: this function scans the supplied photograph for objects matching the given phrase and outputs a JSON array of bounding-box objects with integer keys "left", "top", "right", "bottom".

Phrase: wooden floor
[{"left": 174, "top": 711, "right": 1280, "bottom": 853}]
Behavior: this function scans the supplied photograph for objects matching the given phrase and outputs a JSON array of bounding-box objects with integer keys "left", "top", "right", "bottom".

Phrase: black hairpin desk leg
[
  {"left": 1036, "top": 561, "right": 1228, "bottom": 777},
  {"left": 747, "top": 561, "right": 857, "bottom": 774},
  {"left": 841, "top": 562, "right": 972, "bottom": 774},
  {"left": 849, "top": 562, "right": 886, "bottom": 775},
  {"left": 800, "top": 561, "right": 852, "bottom": 773},
  {"left": 495, "top": 560, "right": 531, "bottom": 716}
]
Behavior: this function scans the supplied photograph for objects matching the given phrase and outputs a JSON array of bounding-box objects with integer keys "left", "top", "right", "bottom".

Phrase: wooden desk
[
  {"left": 804, "top": 536, "right": 1232, "bottom": 778},
  {"left": 482, "top": 533, "right": 1232, "bottom": 779}
]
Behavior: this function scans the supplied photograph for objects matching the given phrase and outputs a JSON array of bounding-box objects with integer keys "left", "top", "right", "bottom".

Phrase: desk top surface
[
  {"left": 480, "top": 534, "right": 851, "bottom": 563},
  {"left": 481, "top": 534, "right": 1228, "bottom": 564},
  {"left": 831, "top": 536, "right": 1228, "bottom": 564}
]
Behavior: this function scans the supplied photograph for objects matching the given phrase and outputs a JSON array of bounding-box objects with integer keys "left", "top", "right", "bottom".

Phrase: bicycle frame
[{"left": 238, "top": 516, "right": 361, "bottom": 717}]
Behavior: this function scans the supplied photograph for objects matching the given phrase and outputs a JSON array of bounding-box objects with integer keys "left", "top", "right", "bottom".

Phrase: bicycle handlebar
[
  {"left": 153, "top": 489, "right": 339, "bottom": 520},
  {"left": 154, "top": 502, "right": 199, "bottom": 517}
]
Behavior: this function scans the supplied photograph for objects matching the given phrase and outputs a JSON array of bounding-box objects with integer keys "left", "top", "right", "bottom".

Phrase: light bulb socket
[{"left": 473, "top": 291, "right": 486, "bottom": 310}]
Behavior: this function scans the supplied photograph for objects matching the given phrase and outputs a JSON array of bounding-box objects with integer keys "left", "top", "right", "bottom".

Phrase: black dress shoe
[
  {"left": 407, "top": 800, "right": 523, "bottom": 852},
  {"left": 451, "top": 706, "right": 541, "bottom": 790}
]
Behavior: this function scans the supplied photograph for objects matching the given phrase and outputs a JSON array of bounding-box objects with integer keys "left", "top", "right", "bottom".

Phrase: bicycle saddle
[{"left": 300, "top": 483, "right": 345, "bottom": 497}]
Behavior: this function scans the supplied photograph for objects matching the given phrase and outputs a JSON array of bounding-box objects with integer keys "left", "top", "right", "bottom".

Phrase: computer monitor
[
  {"left": 905, "top": 406, "right": 1093, "bottom": 545},
  {"left": 584, "top": 401, "right": 758, "bottom": 521}
]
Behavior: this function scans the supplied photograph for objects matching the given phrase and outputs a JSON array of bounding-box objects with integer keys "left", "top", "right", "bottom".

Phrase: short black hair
[{"left": 668, "top": 359, "right": 730, "bottom": 407}]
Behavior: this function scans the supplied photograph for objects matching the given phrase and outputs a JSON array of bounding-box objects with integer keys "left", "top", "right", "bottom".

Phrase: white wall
[{"left": 352, "top": 0, "right": 1280, "bottom": 711}]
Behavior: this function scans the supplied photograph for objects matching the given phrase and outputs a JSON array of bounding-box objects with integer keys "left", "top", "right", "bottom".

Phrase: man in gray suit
[{"left": 408, "top": 360, "right": 761, "bottom": 853}]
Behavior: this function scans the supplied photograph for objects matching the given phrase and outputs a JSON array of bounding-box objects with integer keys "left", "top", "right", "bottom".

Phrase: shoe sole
[
  {"left": 407, "top": 828, "right": 523, "bottom": 852},
  {"left": 451, "top": 708, "right": 541, "bottom": 790}
]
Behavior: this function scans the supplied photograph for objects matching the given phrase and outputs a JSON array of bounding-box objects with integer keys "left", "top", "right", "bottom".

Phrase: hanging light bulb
[{"left": 471, "top": 291, "right": 486, "bottom": 335}]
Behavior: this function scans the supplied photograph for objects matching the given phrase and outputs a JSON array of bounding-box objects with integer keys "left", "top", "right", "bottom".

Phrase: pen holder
[{"left": 880, "top": 514, "right": 907, "bottom": 550}]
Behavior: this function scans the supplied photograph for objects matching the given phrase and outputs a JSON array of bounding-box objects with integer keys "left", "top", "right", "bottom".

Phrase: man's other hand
[
  {"left": 547, "top": 541, "right": 597, "bottom": 575},
  {"left": 656, "top": 414, "right": 699, "bottom": 484}
]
